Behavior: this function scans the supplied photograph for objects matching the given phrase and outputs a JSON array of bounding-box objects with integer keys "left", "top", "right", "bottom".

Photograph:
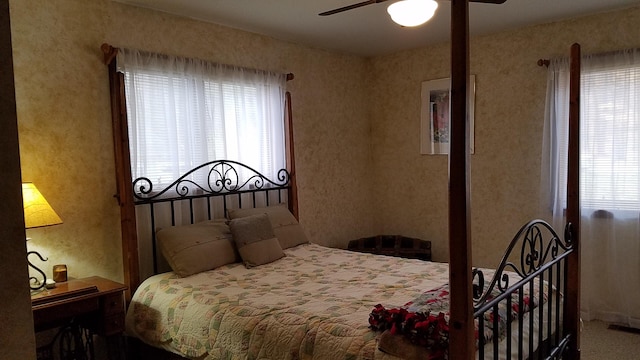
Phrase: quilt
[
  {"left": 126, "top": 243, "right": 451, "bottom": 359},
  {"left": 126, "top": 244, "right": 552, "bottom": 360},
  {"left": 369, "top": 281, "right": 548, "bottom": 360}
]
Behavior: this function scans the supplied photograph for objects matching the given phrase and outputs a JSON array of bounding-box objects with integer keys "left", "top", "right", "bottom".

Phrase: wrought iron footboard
[{"left": 472, "top": 220, "right": 575, "bottom": 360}]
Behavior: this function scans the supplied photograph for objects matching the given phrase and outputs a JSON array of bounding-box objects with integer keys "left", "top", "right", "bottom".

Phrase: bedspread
[
  {"left": 126, "top": 243, "right": 451, "bottom": 359},
  {"left": 369, "top": 281, "right": 547, "bottom": 359}
]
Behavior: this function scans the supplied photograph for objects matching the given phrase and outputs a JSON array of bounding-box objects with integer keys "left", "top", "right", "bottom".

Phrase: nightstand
[{"left": 31, "top": 276, "right": 127, "bottom": 360}]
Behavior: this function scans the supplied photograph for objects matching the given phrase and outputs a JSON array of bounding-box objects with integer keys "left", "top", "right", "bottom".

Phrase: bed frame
[
  {"left": 446, "top": 2, "right": 580, "bottom": 359},
  {"left": 103, "top": 1, "right": 581, "bottom": 359},
  {"left": 131, "top": 160, "right": 295, "bottom": 277}
]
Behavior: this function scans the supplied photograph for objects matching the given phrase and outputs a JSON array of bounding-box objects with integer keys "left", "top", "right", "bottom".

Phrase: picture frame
[{"left": 420, "top": 75, "right": 475, "bottom": 155}]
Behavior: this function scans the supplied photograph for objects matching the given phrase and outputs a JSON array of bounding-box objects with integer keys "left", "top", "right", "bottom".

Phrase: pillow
[
  {"left": 227, "top": 205, "right": 309, "bottom": 249},
  {"left": 157, "top": 220, "right": 238, "bottom": 277},
  {"left": 229, "top": 213, "right": 285, "bottom": 267}
]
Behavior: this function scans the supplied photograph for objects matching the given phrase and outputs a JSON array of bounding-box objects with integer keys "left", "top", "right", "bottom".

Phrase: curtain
[
  {"left": 116, "top": 48, "right": 287, "bottom": 190},
  {"left": 115, "top": 49, "right": 288, "bottom": 278},
  {"left": 541, "top": 49, "right": 640, "bottom": 328}
]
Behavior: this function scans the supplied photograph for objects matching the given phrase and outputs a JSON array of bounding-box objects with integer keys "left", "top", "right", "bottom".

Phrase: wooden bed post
[
  {"left": 565, "top": 43, "right": 581, "bottom": 360},
  {"left": 448, "top": 0, "right": 475, "bottom": 359},
  {"left": 284, "top": 91, "right": 299, "bottom": 220},
  {"left": 102, "top": 44, "right": 139, "bottom": 301}
]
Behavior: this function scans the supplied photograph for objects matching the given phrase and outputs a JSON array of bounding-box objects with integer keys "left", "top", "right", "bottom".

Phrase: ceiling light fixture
[{"left": 387, "top": 0, "right": 439, "bottom": 27}]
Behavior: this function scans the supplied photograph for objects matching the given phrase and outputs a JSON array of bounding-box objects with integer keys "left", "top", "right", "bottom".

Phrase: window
[
  {"left": 547, "top": 49, "right": 640, "bottom": 214},
  {"left": 581, "top": 64, "right": 640, "bottom": 211},
  {"left": 544, "top": 49, "right": 640, "bottom": 330},
  {"left": 117, "top": 49, "right": 287, "bottom": 191}
]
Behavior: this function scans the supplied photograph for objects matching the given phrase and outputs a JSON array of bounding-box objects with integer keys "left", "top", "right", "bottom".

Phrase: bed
[
  {"left": 102, "top": 1, "right": 582, "bottom": 359},
  {"left": 118, "top": 160, "right": 571, "bottom": 359},
  {"left": 125, "top": 241, "right": 560, "bottom": 360}
]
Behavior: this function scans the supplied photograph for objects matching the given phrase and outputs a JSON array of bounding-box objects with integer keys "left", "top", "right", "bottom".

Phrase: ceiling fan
[{"left": 319, "top": 0, "right": 507, "bottom": 17}]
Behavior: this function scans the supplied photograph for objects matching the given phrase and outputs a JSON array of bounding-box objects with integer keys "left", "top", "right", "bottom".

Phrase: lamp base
[{"left": 27, "top": 250, "right": 48, "bottom": 291}]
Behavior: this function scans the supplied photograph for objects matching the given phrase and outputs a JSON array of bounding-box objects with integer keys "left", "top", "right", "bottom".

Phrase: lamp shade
[
  {"left": 22, "top": 182, "right": 63, "bottom": 229},
  {"left": 387, "top": 0, "right": 438, "bottom": 27}
]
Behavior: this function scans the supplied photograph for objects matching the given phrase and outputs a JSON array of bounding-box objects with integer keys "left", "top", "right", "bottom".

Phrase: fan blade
[
  {"left": 319, "top": 0, "right": 505, "bottom": 17},
  {"left": 470, "top": 0, "right": 507, "bottom": 3},
  {"left": 319, "top": 0, "right": 390, "bottom": 16}
]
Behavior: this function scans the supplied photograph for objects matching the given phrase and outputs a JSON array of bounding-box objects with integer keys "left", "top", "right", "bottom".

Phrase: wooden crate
[{"left": 347, "top": 235, "right": 431, "bottom": 261}]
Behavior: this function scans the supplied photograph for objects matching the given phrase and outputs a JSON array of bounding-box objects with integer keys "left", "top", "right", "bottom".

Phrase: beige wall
[
  {"left": 10, "top": 0, "right": 374, "bottom": 283},
  {"left": 8, "top": 0, "right": 640, "bottom": 285},
  {"left": 369, "top": 6, "right": 640, "bottom": 267}
]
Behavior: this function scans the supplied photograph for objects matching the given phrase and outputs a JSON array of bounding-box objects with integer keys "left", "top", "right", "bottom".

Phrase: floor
[
  {"left": 59, "top": 319, "right": 640, "bottom": 359},
  {"left": 581, "top": 321, "right": 640, "bottom": 359}
]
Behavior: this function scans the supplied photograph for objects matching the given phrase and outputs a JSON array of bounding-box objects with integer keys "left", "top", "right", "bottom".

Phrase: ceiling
[{"left": 113, "top": 0, "right": 640, "bottom": 57}]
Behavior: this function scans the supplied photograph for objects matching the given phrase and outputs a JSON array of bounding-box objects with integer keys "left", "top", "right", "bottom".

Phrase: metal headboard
[{"left": 132, "top": 160, "right": 292, "bottom": 277}]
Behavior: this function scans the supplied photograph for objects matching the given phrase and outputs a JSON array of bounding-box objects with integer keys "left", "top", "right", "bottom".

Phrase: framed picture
[{"left": 420, "top": 75, "right": 475, "bottom": 155}]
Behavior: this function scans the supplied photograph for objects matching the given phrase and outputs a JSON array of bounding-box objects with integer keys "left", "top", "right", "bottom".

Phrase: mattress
[{"left": 125, "top": 243, "right": 554, "bottom": 359}]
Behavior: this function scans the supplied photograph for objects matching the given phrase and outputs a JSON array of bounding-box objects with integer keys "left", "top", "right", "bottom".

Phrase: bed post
[
  {"left": 564, "top": 43, "right": 581, "bottom": 360},
  {"left": 102, "top": 44, "right": 139, "bottom": 301},
  {"left": 448, "top": 0, "right": 475, "bottom": 359},
  {"left": 284, "top": 91, "right": 299, "bottom": 220}
]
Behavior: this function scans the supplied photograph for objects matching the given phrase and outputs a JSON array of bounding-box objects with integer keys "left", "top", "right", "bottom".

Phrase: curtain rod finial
[{"left": 101, "top": 43, "right": 118, "bottom": 65}]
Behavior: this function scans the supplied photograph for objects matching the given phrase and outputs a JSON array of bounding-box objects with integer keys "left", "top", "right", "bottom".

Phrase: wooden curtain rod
[
  {"left": 100, "top": 43, "right": 294, "bottom": 81},
  {"left": 538, "top": 47, "right": 640, "bottom": 68}
]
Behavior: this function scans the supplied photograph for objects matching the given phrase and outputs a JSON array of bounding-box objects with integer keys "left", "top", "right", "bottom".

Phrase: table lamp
[{"left": 22, "top": 182, "right": 63, "bottom": 290}]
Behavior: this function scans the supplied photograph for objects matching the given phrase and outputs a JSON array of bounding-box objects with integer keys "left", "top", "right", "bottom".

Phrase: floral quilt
[
  {"left": 368, "top": 280, "right": 548, "bottom": 359},
  {"left": 126, "top": 243, "right": 452, "bottom": 359}
]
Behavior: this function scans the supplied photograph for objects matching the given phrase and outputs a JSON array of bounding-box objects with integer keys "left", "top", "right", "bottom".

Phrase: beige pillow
[
  {"left": 227, "top": 205, "right": 309, "bottom": 249},
  {"left": 157, "top": 220, "right": 239, "bottom": 277},
  {"left": 229, "top": 213, "right": 285, "bottom": 267}
]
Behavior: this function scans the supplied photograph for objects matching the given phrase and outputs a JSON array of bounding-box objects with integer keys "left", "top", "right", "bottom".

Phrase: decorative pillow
[
  {"left": 229, "top": 213, "right": 285, "bottom": 267},
  {"left": 157, "top": 220, "right": 238, "bottom": 277},
  {"left": 227, "top": 204, "right": 309, "bottom": 249}
]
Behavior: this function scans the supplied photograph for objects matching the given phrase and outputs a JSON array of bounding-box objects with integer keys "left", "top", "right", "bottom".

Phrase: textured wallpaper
[
  {"left": 11, "top": 0, "right": 124, "bottom": 282},
  {"left": 369, "top": 6, "right": 640, "bottom": 266},
  {"left": 9, "top": 0, "right": 640, "bottom": 284},
  {"left": 10, "top": 0, "right": 374, "bottom": 283}
]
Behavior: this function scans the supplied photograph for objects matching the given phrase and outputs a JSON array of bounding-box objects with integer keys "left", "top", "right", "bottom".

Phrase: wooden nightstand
[{"left": 31, "top": 276, "right": 127, "bottom": 360}]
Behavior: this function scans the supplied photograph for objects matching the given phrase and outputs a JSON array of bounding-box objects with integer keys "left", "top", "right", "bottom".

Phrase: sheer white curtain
[
  {"left": 116, "top": 48, "right": 287, "bottom": 189},
  {"left": 541, "top": 49, "right": 640, "bottom": 328},
  {"left": 117, "top": 49, "right": 288, "bottom": 278}
]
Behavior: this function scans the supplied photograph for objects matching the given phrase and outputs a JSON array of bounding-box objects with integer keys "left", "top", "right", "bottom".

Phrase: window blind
[
  {"left": 117, "top": 49, "right": 287, "bottom": 190},
  {"left": 551, "top": 49, "right": 640, "bottom": 213}
]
